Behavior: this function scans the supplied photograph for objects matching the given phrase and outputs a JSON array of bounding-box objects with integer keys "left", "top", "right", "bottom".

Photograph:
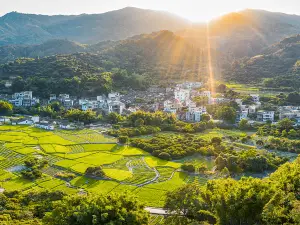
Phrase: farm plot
[
  {"left": 75, "top": 152, "right": 123, "bottom": 166},
  {"left": 81, "top": 143, "right": 117, "bottom": 152},
  {"left": 133, "top": 187, "right": 167, "bottom": 207},
  {"left": 156, "top": 167, "right": 176, "bottom": 182},
  {"left": 102, "top": 168, "right": 133, "bottom": 181},
  {"left": 86, "top": 180, "right": 120, "bottom": 195},
  {"left": 56, "top": 130, "right": 117, "bottom": 143},
  {"left": 122, "top": 158, "right": 157, "bottom": 186},
  {"left": 0, "top": 146, "right": 30, "bottom": 170},
  {"left": 144, "top": 172, "right": 187, "bottom": 191},
  {"left": 145, "top": 156, "right": 181, "bottom": 169},
  {"left": 113, "top": 146, "right": 148, "bottom": 156}
]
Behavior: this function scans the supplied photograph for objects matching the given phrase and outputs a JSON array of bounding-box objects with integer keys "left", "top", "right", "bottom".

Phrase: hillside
[
  {"left": 0, "top": 7, "right": 190, "bottom": 46},
  {"left": 0, "top": 39, "right": 119, "bottom": 64},
  {"left": 0, "top": 31, "right": 213, "bottom": 97},
  {"left": 224, "top": 35, "right": 300, "bottom": 85},
  {"left": 177, "top": 9, "right": 300, "bottom": 59}
]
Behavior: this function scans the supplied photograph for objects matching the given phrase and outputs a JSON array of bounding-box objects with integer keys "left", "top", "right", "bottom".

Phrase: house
[
  {"left": 16, "top": 118, "right": 34, "bottom": 125},
  {"left": 250, "top": 94, "right": 260, "bottom": 103},
  {"left": 49, "top": 94, "right": 57, "bottom": 101},
  {"left": 257, "top": 111, "right": 275, "bottom": 122},
  {"left": 107, "top": 101, "right": 125, "bottom": 114},
  {"left": 174, "top": 89, "right": 190, "bottom": 102},
  {"left": 237, "top": 110, "right": 249, "bottom": 122},
  {"left": 5, "top": 81, "right": 12, "bottom": 88},
  {"left": 178, "top": 82, "right": 202, "bottom": 90},
  {"left": 108, "top": 92, "right": 120, "bottom": 101},
  {"left": 10, "top": 91, "right": 39, "bottom": 107},
  {"left": 278, "top": 106, "right": 300, "bottom": 120},
  {"left": 164, "top": 98, "right": 182, "bottom": 111},
  {"left": 35, "top": 121, "right": 55, "bottom": 130},
  {"left": 59, "top": 122, "right": 76, "bottom": 130}
]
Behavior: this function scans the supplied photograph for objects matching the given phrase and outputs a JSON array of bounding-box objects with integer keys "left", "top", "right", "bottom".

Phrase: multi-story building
[
  {"left": 10, "top": 91, "right": 39, "bottom": 107},
  {"left": 257, "top": 111, "right": 275, "bottom": 122},
  {"left": 174, "top": 89, "right": 190, "bottom": 102}
]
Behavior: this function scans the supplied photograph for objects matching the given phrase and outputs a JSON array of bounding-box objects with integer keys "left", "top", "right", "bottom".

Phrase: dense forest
[{"left": 225, "top": 35, "right": 300, "bottom": 84}]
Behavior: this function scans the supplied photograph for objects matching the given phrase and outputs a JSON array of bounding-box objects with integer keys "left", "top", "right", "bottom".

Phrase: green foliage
[
  {"left": 21, "top": 158, "right": 48, "bottom": 180},
  {"left": 165, "top": 159, "right": 300, "bottom": 225},
  {"left": 0, "top": 100, "right": 13, "bottom": 116},
  {"left": 43, "top": 193, "right": 149, "bottom": 225},
  {"left": 118, "top": 136, "right": 129, "bottom": 144},
  {"left": 131, "top": 134, "right": 211, "bottom": 159},
  {"left": 64, "top": 109, "right": 99, "bottom": 124},
  {"left": 216, "top": 106, "right": 237, "bottom": 123},
  {"left": 85, "top": 166, "right": 105, "bottom": 177}
]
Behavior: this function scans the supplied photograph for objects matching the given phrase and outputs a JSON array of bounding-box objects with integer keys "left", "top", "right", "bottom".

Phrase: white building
[
  {"left": 35, "top": 121, "right": 55, "bottom": 130},
  {"left": 257, "top": 111, "right": 275, "bottom": 122},
  {"left": 250, "top": 94, "right": 260, "bottom": 103},
  {"left": 10, "top": 91, "right": 39, "bottom": 107},
  {"left": 174, "top": 89, "right": 190, "bottom": 102}
]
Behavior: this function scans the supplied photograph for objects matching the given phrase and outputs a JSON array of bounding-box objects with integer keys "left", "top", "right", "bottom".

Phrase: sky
[{"left": 1, "top": 0, "right": 300, "bottom": 21}]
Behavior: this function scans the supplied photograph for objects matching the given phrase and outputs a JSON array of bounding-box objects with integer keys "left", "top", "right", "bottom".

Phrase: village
[{"left": 1, "top": 81, "right": 299, "bottom": 130}]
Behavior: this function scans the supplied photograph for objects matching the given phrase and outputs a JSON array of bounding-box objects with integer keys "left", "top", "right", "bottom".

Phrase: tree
[
  {"left": 119, "top": 136, "right": 129, "bottom": 144},
  {"left": 134, "top": 118, "right": 144, "bottom": 127},
  {"left": 85, "top": 167, "right": 105, "bottom": 177},
  {"left": 158, "top": 152, "right": 171, "bottom": 160},
  {"left": 43, "top": 194, "right": 149, "bottom": 225},
  {"left": 107, "top": 112, "right": 123, "bottom": 124},
  {"left": 211, "top": 137, "right": 222, "bottom": 145},
  {"left": 242, "top": 95, "right": 254, "bottom": 105},
  {"left": 239, "top": 119, "right": 249, "bottom": 130},
  {"left": 278, "top": 118, "right": 294, "bottom": 131},
  {"left": 216, "top": 84, "right": 227, "bottom": 93},
  {"left": 216, "top": 106, "right": 237, "bottom": 123},
  {"left": 0, "top": 101, "right": 13, "bottom": 116},
  {"left": 181, "top": 163, "right": 196, "bottom": 173},
  {"left": 201, "top": 114, "right": 210, "bottom": 122}
]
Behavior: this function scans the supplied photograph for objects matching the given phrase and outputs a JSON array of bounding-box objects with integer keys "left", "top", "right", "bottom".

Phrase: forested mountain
[
  {"left": 0, "top": 39, "right": 118, "bottom": 64},
  {"left": 178, "top": 9, "right": 300, "bottom": 59},
  {"left": 0, "top": 8, "right": 299, "bottom": 87},
  {"left": 224, "top": 35, "right": 300, "bottom": 84},
  {"left": 0, "top": 31, "right": 212, "bottom": 97},
  {"left": 0, "top": 7, "right": 190, "bottom": 46}
]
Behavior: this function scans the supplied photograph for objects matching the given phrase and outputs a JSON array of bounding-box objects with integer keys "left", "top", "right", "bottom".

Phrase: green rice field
[{"left": 0, "top": 125, "right": 208, "bottom": 207}]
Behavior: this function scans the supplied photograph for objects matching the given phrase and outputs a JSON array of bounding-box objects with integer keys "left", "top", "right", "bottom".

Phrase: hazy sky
[{"left": 1, "top": 0, "right": 300, "bottom": 21}]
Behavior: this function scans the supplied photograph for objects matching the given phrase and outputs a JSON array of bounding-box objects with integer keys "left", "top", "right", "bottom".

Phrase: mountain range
[
  {"left": 0, "top": 7, "right": 299, "bottom": 86},
  {"left": 0, "top": 7, "right": 190, "bottom": 46}
]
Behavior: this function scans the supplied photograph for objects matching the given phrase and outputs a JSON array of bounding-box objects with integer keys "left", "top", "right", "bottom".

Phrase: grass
[
  {"left": 55, "top": 160, "right": 79, "bottom": 168},
  {"left": 70, "top": 176, "right": 97, "bottom": 188},
  {"left": 133, "top": 188, "right": 167, "bottom": 207},
  {"left": 103, "top": 168, "right": 133, "bottom": 181},
  {"left": 75, "top": 152, "right": 123, "bottom": 166},
  {"left": 0, "top": 125, "right": 219, "bottom": 207},
  {"left": 82, "top": 143, "right": 117, "bottom": 152},
  {"left": 41, "top": 144, "right": 56, "bottom": 153},
  {"left": 86, "top": 180, "right": 120, "bottom": 194},
  {"left": 38, "top": 178, "right": 65, "bottom": 189},
  {"left": 55, "top": 152, "right": 94, "bottom": 159},
  {"left": 144, "top": 172, "right": 187, "bottom": 191},
  {"left": 113, "top": 146, "right": 148, "bottom": 156},
  {"left": 1, "top": 177, "right": 36, "bottom": 191},
  {"left": 144, "top": 156, "right": 181, "bottom": 169},
  {"left": 70, "top": 163, "right": 93, "bottom": 174},
  {"left": 38, "top": 134, "right": 75, "bottom": 145}
]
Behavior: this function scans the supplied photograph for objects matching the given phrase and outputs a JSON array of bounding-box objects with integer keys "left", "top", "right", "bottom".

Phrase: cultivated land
[
  {"left": 0, "top": 125, "right": 208, "bottom": 207},
  {"left": 0, "top": 125, "right": 296, "bottom": 208}
]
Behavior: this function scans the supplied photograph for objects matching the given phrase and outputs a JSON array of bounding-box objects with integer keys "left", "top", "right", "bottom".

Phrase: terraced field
[{"left": 0, "top": 125, "right": 205, "bottom": 208}]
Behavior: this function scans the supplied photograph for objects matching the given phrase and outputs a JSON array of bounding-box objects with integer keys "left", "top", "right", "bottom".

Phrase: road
[{"left": 145, "top": 207, "right": 168, "bottom": 215}]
